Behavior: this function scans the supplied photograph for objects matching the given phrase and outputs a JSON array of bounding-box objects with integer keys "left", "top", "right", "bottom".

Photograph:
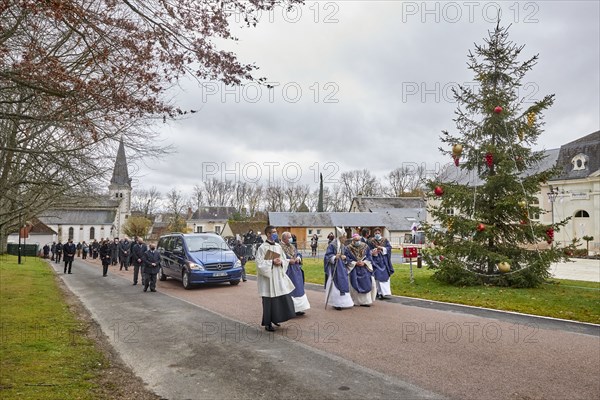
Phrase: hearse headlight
[
  {"left": 234, "top": 259, "right": 241, "bottom": 268},
  {"left": 188, "top": 262, "right": 204, "bottom": 271}
]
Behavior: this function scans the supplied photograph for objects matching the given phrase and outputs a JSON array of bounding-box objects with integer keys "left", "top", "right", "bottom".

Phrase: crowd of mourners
[{"left": 43, "top": 236, "right": 160, "bottom": 292}]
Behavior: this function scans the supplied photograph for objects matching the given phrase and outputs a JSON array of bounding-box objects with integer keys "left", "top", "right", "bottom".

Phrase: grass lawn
[
  {"left": 245, "top": 258, "right": 600, "bottom": 324},
  {"left": 0, "top": 255, "right": 106, "bottom": 399}
]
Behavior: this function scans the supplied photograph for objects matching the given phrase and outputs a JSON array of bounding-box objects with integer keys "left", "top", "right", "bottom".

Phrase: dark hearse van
[{"left": 157, "top": 233, "right": 243, "bottom": 289}]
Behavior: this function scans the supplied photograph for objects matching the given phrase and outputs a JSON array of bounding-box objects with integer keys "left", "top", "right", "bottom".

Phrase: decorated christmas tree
[{"left": 423, "top": 22, "right": 568, "bottom": 288}]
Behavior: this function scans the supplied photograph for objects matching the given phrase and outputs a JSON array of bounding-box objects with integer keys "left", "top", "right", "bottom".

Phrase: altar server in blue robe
[
  {"left": 368, "top": 228, "right": 395, "bottom": 299},
  {"left": 345, "top": 234, "right": 377, "bottom": 307},
  {"left": 324, "top": 227, "right": 354, "bottom": 310},
  {"left": 281, "top": 232, "right": 310, "bottom": 316}
]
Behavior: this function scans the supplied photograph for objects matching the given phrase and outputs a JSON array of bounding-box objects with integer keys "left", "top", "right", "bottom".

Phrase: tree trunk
[{"left": 0, "top": 225, "right": 8, "bottom": 255}]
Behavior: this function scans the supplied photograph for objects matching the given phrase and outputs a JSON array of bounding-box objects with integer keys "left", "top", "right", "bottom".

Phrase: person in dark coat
[
  {"left": 55, "top": 241, "right": 63, "bottom": 263},
  {"left": 232, "top": 239, "right": 247, "bottom": 282},
  {"left": 63, "top": 239, "right": 76, "bottom": 274},
  {"left": 310, "top": 234, "right": 319, "bottom": 257},
  {"left": 76, "top": 242, "right": 82, "bottom": 257},
  {"left": 131, "top": 238, "right": 147, "bottom": 286},
  {"left": 82, "top": 241, "right": 89, "bottom": 259},
  {"left": 109, "top": 238, "right": 119, "bottom": 265},
  {"left": 119, "top": 237, "right": 132, "bottom": 271},
  {"left": 50, "top": 242, "right": 56, "bottom": 261},
  {"left": 91, "top": 239, "right": 99, "bottom": 259},
  {"left": 142, "top": 244, "right": 161, "bottom": 292},
  {"left": 43, "top": 244, "right": 50, "bottom": 259},
  {"left": 99, "top": 239, "right": 111, "bottom": 277}
]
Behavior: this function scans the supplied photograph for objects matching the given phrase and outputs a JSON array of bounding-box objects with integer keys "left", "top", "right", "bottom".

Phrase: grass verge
[
  {"left": 0, "top": 255, "right": 105, "bottom": 399},
  {"left": 245, "top": 258, "right": 600, "bottom": 324}
]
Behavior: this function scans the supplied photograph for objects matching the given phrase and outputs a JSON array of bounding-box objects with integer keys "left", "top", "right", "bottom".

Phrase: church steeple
[
  {"left": 108, "top": 138, "right": 132, "bottom": 238},
  {"left": 110, "top": 138, "right": 131, "bottom": 188}
]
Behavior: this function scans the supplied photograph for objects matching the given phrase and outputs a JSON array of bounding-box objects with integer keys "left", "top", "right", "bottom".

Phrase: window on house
[
  {"left": 308, "top": 229, "right": 312, "bottom": 234},
  {"left": 317, "top": 229, "right": 321, "bottom": 234},
  {"left": 531, "top": 198, "right": 540, "bottom": 220},
  {"left": 90, "top": 227, "right": 95, "bottom": 240},
  {"left": 215, "top": 226, "right": 221, "bottom": 234},
  {"left": 68, "top": 227, "right": 74, "bottom": 240},
  {"left": 196, "top": 226, "right": 203, "bottom": 233},
  {"left": 574, "top": 210, "right": 590, "bottom": 218}
]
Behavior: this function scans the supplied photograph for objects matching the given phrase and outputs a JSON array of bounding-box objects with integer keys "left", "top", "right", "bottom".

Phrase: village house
[
  {"left": 186, "top": 206, "right": 236, "bottom": 235},
  {"left": 349, "top": 196, "right": 427, "bottom": 246},
  {"left": 427, "top": 131, "right": 599, "bottom": 254}
]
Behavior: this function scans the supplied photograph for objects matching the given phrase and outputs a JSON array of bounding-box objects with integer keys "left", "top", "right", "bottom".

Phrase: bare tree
[
  {"left": 0, "top": 0, "right": 302, "bottom": 252},
  {"left": 203, "top": 178, "right": 235, "bottom": 207},
  {"left": 264, "top": 181, "right": 286, "bottom": 212},
  {"left": 327, "top": 185, "right": 348, "bottom": 212},
  {"left": 386, "top": 166, "right": 415, "bottom": 196},
  {"left": 215, "top": 180, "right": 235, "bottom": 207},
  {"left": 284, "top": 182, "right": 311, "bottom": 211},
  {"left": 232, "top": 182, "right": 250, "bottom": 214},
  {"left": 247, "top": 184, "right": 263, "bottom": 217},
  {"left": 165, "top": 188, "right": 189, "bottom": 232},
  {"left": 192, "top": 184, "right": 204, "bottom": 212},
  {"left": 131, "top": 187, "right": 162, "bottom": 217},
  {"left": 339, "top": 169, "right": 381, "bottom": 207}
]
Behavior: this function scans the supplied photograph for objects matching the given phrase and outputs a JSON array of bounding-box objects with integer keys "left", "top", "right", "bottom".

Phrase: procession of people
[{"left": 45, "top": 224, "right": 396, "bottom": 331}]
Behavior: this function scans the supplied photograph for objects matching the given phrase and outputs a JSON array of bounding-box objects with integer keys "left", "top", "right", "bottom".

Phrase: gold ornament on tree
[
  {"left": 498, "top": 262, "right": 511, "bottom": 273},
  {"left": 527, "top": 111, "right": 536, "bottom": 127},
  {"left": 452, "top": 144, "right": 463, "bottom": 166}
]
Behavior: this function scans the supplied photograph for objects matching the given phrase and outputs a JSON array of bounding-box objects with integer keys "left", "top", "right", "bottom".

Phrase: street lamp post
[
  {"left": 18, "top": 212, "right": 22, "bottom": 264},
  {"left": 547, "top": 185, "right": 559, "bottom": 226}
]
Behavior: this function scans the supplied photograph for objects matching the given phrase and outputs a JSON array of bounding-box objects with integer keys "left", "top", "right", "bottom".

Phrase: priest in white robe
[{"left": 255, "top": 225, "right": 296, "bottom": 331}]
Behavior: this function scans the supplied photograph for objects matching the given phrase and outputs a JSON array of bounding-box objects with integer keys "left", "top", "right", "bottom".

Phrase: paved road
[{"left": 48, "top": 258, "right": 599, "bottom": 400}]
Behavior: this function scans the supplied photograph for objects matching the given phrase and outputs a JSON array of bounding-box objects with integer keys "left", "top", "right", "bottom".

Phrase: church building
[{"left": 36, "top": 139, "right": 132, "bottom": 243}]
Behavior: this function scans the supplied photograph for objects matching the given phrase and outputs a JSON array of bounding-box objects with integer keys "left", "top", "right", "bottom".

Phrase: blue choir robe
[
  {"left": 324, "top": 240, "right": 353, "bottom": 308},
  {"left": 368, "top": 238, "right": 395, "bottom": 282},
  {"left": 344, "top": 242, "right": 377, "bottom": 305},
  {"left": 281, "top": 242, "right": 310, "bottom": 313}
]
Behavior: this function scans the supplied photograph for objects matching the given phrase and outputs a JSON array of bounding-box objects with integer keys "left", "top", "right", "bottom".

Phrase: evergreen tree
[{"left": 423, "top": 22, "right": 568, "bottom": 288}]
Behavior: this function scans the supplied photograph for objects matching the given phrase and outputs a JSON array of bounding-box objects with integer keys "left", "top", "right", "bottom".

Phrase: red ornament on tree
[
  {"left": 434, "top": 186, "right": 444, "bottom": 196},
  {"left": 476, "top": 223, "right": 486, "bottom": 232},
  {"left": 485, "top": 152, "right": 494, "bottom": 168},
  {"left": 453, "top": 156, "right": 460, "bottom": 166},
  {"left": 546, "top": 227, "right": 554, "bottom": 244},
  {"left": 494, "top": 106, "right": 503, "bottom": 114}
]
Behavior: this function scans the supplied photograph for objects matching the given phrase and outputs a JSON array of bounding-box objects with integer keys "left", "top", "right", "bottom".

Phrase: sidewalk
[
  {"left": 549, "top": 258, "right": 600, "bottom": 282},
  {"left": 51, "top": 257, "right": 599, "bottom": 400}
]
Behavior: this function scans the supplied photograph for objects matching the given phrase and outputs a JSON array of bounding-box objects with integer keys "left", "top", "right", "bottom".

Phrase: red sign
[{"left": 403, "top": 247, "right": 418, "bottom": 258}]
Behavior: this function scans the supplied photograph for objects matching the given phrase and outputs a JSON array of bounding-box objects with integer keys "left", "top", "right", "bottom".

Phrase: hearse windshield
[{"left": 186, "top": 235, "right": 229, "bottom": 252}]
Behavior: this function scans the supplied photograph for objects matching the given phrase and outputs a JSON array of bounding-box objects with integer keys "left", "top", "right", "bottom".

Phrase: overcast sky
[{"left": 128, "top": 1, "right": 600, "bottom": 197}]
